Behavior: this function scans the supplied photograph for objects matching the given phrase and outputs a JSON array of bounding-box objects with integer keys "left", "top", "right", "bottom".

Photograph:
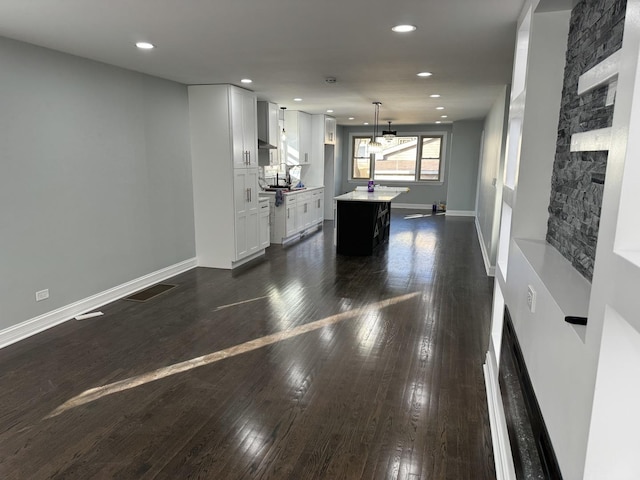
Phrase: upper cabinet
[
  {"left": 324, "top": 116, "right": 337, "bottom": 145},
  {"left": 284, "top": 110, "right": 312, "bottom": 165},
  {"left": 230, "top": 87, "right": 258, "bottom": 169},
  {"left": 257, "top": 101, "right": 280, "bottom": 166}
]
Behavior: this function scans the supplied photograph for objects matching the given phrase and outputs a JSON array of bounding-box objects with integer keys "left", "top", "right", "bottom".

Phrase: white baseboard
[
  {"left": 484, "top": 344, "right": 516, "bottom": 480},
  {"left": 476, "top": 217, "right": 496, "bottom": 277},
  {"left": 446, "top": 210, "right": 476, "bottom": 217},
  {"left": 391, "top": 203, "right": 432, "bottom": 210},
  {"left": 0, "top": 258, "right": 197, "bottom": 349}
]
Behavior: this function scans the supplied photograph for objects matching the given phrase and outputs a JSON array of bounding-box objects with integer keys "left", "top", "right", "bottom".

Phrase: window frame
[{"left": 348, "top": 131, "right": 447, "bottom": 184}]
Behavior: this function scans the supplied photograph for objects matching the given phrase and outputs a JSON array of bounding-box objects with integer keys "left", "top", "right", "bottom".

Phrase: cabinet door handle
[
  {"left": 247, "top": 151, "right": 251, "bottom": 165},
  {"left": 246, "top": 188, "right": 250, "bottom": 202},
  {"left": 249, "top": 187, "right": 252, "bottom": 202},
  {"left": 304, "top": 153, "right": 308, "bottom": 163},
  {"left": 287, "top": 208, "right": 290, "bottom": 219}
]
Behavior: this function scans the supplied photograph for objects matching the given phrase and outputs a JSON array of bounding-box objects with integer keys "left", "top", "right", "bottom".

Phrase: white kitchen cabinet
[
  {"left": 284, "top": 195, "right": 298, "bottom": 237},
  {"left": 312, "top": 188, "right": 324, "bottom": 224},
  {"left": 295, "top": 192, "right": 312, "bottom": 231},
  {"left": 259, "top": 198, "right": 270, "bottom": 249},
  {"left": 284, "top": 110, "right": 312, "bottom": 165},
  {"left": 231, "top": 87, "right": 258, "bottom": 168},
  {"left": 257, "top": 101, "right": 280, "bottom": 166},
  {"left": 188, "top": 84, "right": 263, "bottom": 269},
  {"left": 264, "top": 187, "right": 324, "bottom": 244},
  {"left": 234, "top": 169, "right": 260, "bottom": 258}
]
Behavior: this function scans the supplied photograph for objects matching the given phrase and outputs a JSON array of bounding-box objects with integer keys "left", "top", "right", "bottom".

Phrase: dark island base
[{"left": 336, "top": 200, "right": 391, "bottom": 255}]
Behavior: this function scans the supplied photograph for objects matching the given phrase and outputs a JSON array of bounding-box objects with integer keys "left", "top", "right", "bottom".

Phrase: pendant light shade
[
  {"left": 280, "top": 106, "right": 287, "bottom": 141},
  {"left": 382, "top": 121, "right": 396, "bottom": 142},
  {"left": 369, "top": 102, "right": 383, "bottom": 153}
]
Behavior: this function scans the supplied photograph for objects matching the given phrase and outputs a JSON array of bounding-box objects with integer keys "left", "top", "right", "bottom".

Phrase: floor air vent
[{"left": 124, "top": 284, "right": 176, "bottom": 302}]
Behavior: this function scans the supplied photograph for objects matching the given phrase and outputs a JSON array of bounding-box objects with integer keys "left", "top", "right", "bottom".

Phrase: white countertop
[
  {"left": 334, "top": 190, "right": 404, "bottom": 202},
  {"left": 259, "top": 186, "right": 323, "bottom": 196}
]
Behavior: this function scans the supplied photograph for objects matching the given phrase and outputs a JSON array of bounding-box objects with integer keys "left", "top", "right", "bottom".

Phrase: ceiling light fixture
[
  {"left": 369, "top": 102, "right": 383, "bottom": 154},
  {"left": 392, "top": 24, "right": 417, "bottom": 33},
  {"left": 382, "top": 121, "right": 396, "bottom": 142},
  {"left": 417, "top": 72, "right": 432, "bottom": 77},
  {"left": 436, "top": 106, "right": 445, "bottom": 110},
  {"left": 430, "top": 94, "right": 441, "bottom": 98},
  {"left": 349, "top": 117, "right": 355, "bottom": 120},
  {"left": 441, "top": 115, "right": 448, "bottom": 118},
  {"left": 280, "top": 107, "right": 287, "bottom": 141},
  {"left": 293, "top": 98, "right": 302, "bottom": 102},
  {"left": 436, "top": 121, "right": 442, "bottom": 124},
  {"left": 241, "top": 78, "right": 253, "bottom": 84},
  {"left": 136, "top": 42, "right": 155, "bottom": 50},
  {"left": 327, "top": 109, "right": 334, "bottom": 113}
]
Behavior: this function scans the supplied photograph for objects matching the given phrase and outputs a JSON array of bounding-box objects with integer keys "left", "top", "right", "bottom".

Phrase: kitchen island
[{"left": 334, "top": 187, "right": 407, "bottom": 255}]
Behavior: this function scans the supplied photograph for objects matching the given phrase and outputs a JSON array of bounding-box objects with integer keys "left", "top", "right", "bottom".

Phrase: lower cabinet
[
  {"left": 312, "top": 189, "right": 324, "bottom": 224},
  {"left": 267, "top": 187, "right": 324, "bottom": 244},
  {"left": 234, "top": 169, "right": 260, "bottom": 260},
  {"left": 259, "top": 199, "right": 270, "bottom": 249}
]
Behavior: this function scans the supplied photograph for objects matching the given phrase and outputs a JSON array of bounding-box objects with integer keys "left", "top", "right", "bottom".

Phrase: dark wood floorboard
[{"left": 0, "top": 211, "right": 495, "bottom": 479}]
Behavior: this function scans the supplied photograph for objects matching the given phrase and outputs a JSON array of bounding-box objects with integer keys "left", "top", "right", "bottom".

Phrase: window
[{"left": 351, "top": 134, "right": 444, "bottom": 182}]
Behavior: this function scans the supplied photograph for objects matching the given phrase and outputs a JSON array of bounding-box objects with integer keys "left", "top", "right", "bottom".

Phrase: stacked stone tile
[{"left": 547, "top": 0, "right": 627, "bottom": 281}]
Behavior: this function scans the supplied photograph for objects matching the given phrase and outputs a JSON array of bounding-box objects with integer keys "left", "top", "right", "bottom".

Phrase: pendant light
[
  {"left": 382, "top": 121, "right": 396, "bottom": 142},
  {"left": 369, "top": 102, "right": 383, "bottom": 154},
  {"left": 280, "top": 106, "right": 287, "bottom": 141}
]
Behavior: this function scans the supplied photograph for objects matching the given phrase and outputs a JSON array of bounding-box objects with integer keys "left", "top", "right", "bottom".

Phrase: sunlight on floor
[{"left": 45, "top": 291, "right": 421, "bottom": 419}]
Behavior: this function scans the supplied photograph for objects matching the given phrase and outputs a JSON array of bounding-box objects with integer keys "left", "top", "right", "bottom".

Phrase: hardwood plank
[{"left": 0, "top": 212, "right": 496, "bottom": 479}]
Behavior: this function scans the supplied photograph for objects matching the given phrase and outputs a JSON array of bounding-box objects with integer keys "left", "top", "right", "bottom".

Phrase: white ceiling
[{"left": 0, "top": 0, "right": 525, "bottom": 126}]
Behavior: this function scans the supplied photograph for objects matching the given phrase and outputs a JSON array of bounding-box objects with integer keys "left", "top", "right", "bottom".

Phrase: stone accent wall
[{"left": 547, "top": 0, "right": 626, "bottom": 281}]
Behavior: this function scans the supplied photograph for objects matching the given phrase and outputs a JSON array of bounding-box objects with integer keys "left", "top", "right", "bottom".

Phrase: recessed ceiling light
[
  {"left": 241, "top": 78, "right": 253, "bottom": 84},
  {"left": 294, "top": 98, "right": 303, "bottom": 102},
  {"left": 441, "top": 115, "right": 448, "bottom": 118},
  {"left": 348, "top": 117, "right": 355, "bottom": 120},
  {"left": 327, "top": 109, "right": 334, "bottom": 113},
  {"left": 135, "top": 42, "right": 154, "bottom": 50},
  {"left": 417, "top": 72, "right": 432, "bottom": 77},
  {"left": 430, "top": 94, "right": 441, "bottom": 98},
  {"left": 364, "top": 122, "right": 369, "bottom": 125},
  {"left": 436, "top": 106, "right": 445, "bottom": 110},
  {"left": 392, "top": 24, "right": 417, "bottom": 33},
  {"left": 436, "top": 121, "right": 442, "bottom": 124}
]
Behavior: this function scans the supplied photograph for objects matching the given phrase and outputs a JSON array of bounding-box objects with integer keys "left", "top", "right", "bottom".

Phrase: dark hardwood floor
[{"left": 0, "top": 211, "right": 496, "bottom": 479}]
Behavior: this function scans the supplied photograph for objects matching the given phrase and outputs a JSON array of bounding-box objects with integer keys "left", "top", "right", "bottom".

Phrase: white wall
[
  {"left": 0, "top": 36, "right": 195, "bottom": 332},
  {"left": 476, "top": 87, "right": 509, "bottom": 269},
  {"left": 447, "top": 120, "right": 484, "bottom": 213}
]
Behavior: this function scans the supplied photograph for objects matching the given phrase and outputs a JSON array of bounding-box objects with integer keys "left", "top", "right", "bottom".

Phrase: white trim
[
  {"left": 476, "top": 217, "right": 496, "bottom": 276},
  {"left": 0, "top": 258, "right": 197, "bottom": 349},
  {"left": 484, "top": 344, "right": 517, "bottom": 480},
  {"left": 577, "top": 50, "right": 621, "bottom": 95},
  {"left": 445, "top": 210, "right": 475, "bottom": 217},
  {"left": 390, "top": 203, "right": 432, "bottom": 210},
  {"left": 570, "top": 127, "right": 612, "bottom": 152}
]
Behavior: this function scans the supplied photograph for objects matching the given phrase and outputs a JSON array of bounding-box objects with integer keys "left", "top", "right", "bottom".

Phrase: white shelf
[
  {"left": 577, "top": 50, "right": 620, "bottom": 95},
  {"left": 515, "top": 238, "right": 591, "bottom": 341},
  {"left": 570, "top": 127, "right": 612, "bottom": 152}
]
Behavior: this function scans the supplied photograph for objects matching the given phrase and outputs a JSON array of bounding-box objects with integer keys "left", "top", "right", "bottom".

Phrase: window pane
[
  {"left": 373, "top": 136, "right": 418, "bottom": 181},
  {"left": 420, "top": 136, "right": 442, "bottom": 180},
  {"left": 352, "top": 137, "right": 371, "bottom": 179}
]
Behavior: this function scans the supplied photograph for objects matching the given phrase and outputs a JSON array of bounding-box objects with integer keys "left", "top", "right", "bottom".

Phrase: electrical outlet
[
  {"left": 527, "top": 285, "right": 536, "bottom": 313},
  {"left": 35, "top": 289, "right": 49, "bottom": 302}
]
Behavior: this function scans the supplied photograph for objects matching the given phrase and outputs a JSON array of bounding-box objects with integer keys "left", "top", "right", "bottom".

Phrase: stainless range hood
[
  {"left": 258, "top": 138, "right": 277, "bottom": 149},
  {"left": 257, "top": 101, "right": 280, "bottom": 149}
]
